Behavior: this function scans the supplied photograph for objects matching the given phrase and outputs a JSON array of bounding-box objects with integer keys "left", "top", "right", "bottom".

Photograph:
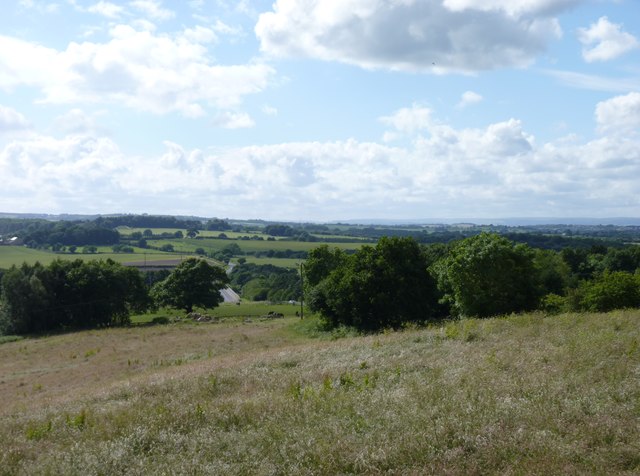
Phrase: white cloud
[
  {"left": 18, "top": 0, "right": 59, "bottom": 13},
  {"left": 0, "top": 134, "right": 126, "bottom": 212},
  {"left": 262, "top": 105, "right": 278, "bottom": 116},
  {"left": 51, "top": 108, "right": 102, "bottom": 136},
  {"left": 578, "top": 17, "right": 639, "bottom": 63},
  {"left": 129, "top": 0, "right": 174, "bottom": 21},
  {"left": 0, "top": 105, "right": 31, "bottom": 133},
  {"left": 546, "top": 70, "right": 640, "bottom": 92},
  {"left": 87, "top": 1, "right": 125, "bottom": 18},
  {"left": 442, "top": 0, "right": 582, "bottom": 18},
  {"left": 380, "top": 104, "right": 433, "bottom": 135},
  {"left": 212, "top": 111, "right": 255, "bottom": 129},
  {"left": 457, "top": 90, "right": 483, "bottom": 108},
  {"left": 256, "top": 0, "right": 565, "bottom": 73},
  {"left": 1, "top": 95, "right": 638, "bottom": 219},
  {"left": 0, "top": 26, "right": 275, "bottom": 117},
  {"left": 595, "top": 91, "right": 640, "bottom": 134}
]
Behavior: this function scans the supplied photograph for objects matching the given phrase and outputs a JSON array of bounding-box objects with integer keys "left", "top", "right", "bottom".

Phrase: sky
[{"left": 0, "top": 0, "right": 639, "bottom": 222}]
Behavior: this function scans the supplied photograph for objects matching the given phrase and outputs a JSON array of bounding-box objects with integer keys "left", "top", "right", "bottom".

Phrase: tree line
[
  {"left": 0, "top": 258, "right": 228, "bottom": 335},
  {"left": 305, "top": 233, "right": 640, "bottom": 331}
]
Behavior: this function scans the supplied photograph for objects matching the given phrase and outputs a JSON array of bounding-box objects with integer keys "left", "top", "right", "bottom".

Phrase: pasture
[
  {"left": 1, "top": 310, "right": 639, "bottom": 474},
  {"left": 0, "top": 247, "right": 180, "bottom": 269},
  {"left": 152, "top": 237, "right": 362, "bottom": 254}
]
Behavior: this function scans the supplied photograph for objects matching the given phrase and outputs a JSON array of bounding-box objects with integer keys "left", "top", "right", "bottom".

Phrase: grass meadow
[
  {"left": 1, "top": 309, "right": 639, "bottom": 474},
  {"left": 0, "top": 247, "right": 183, "bottom": 269}
]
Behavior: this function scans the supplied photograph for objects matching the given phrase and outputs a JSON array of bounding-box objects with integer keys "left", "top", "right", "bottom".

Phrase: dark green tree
[
  {"left": 303, "top": 245, "right": 348, "bottom": 288},
  {"left": 573, "top": 271, "right": 640, "bottom": 312},
  {"left": 0, "top": 259, "right": 149, "bottom": 334},
  {"left": 434, "top": 233, "right": 541, "bottom": 318},
  {"left": 151, "top": 258, "right": 229, "bottom": 313},
  {"left": 309, "top": 237, "right": 442, "bottom": 331}
]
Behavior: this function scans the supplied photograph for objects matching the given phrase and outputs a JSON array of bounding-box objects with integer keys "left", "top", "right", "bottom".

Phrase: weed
[
  {"left": 66, "top": 409, "right": 88, "bottom": 430},
  {"left": 25, "top": 421, "right": 52, "bottom": 441}
]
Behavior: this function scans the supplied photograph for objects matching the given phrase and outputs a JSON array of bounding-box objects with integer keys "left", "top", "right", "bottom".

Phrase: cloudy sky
[{"left": 0, "top": 0, "right": 639, "bottom": 221}]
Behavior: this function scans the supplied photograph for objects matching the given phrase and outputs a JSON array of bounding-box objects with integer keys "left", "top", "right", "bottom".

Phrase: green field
[
  {"left": 131, "top": 302, "right": 302, "bottom": 324},
  {"left": 236, "top": 256, "right": 302, "bottom": 268},
  {"left": 0, "top": 226, "right": 364, "bottom": 270},
  {"left": 117, "top": 227, "right": 265, "bottom": 239},
  {"left": 152, "top": 237, "right": 362, "bottom": 254},
  {"left": 0, "top": 247, "right": 187, "bottom": 269},
  {"left": 1, "top": 310, "right": 638, "bottom": 474}
]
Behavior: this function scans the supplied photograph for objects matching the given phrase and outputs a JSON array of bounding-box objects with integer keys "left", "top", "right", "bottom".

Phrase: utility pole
[{"left": 299, "top": 262, "right": 304, "bottom": 320}]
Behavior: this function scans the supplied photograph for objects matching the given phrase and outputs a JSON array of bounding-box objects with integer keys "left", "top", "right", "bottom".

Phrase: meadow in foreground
[{"left": 1, "top": 309, "right": 639, "bottom": 475}]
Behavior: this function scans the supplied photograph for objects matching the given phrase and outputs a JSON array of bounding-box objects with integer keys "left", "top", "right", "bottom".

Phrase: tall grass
[{"left": 1, "top": 311, "right": 639, "bottom": 474}]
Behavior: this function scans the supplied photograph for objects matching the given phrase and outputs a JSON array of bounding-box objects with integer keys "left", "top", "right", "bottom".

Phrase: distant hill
[{"left": 342, "top": 217, "right": 640, "bottom": 226}]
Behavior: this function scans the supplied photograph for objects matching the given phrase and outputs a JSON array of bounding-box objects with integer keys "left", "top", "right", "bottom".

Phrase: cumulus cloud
[
  {"left": 2, "top": 95, "right": 638, "bottom": 219},
  {"left": 595, "top": 92, "right": 640, "bottom": 135},
  {"left": 86, "top": 1, "right": 125, "bottom": 18},
  {"left": 442, "top": 0, "right": 582, "bottom": 18},
  {"left": 380, "top": 104, "right": 433, "bottom": 135},
  {"left": 578, "top": 17, "right": 639, "bottom": 63},
  {"left": 0, "top": 26, "right": 275, "bottom": 117},
  {"left": 51, "top": 108, "right": 104, "bottom": 136},
  {"left": 18, "top": 0, "right": 59, "bottom": 14},
  {"left": 457, "top": 90, "right": 483, "bottom": 108},
  {"left": 129, "top": 0, "right": 174, "bottom": 21},
  {"left": 0, "top": 134, "right": 127, "bottom": 212},
  {"left": 256, "top": 0, "right": 566, "bottom": 73},
  {"left": 262, "top": 105, "right": 278, "bottom": 116},
  {"left": 212, "top": 111, "right": 255, "bottom": 129},
  {"left": 0, "top": 105, "right": 31, "bottom": 133}
]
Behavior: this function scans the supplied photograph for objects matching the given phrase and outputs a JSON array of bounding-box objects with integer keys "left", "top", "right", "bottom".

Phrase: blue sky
[{"left": 0, "top": 0, "right": 639, "bottom": 222}]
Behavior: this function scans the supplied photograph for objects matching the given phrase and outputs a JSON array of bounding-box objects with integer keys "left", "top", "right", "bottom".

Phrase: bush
[
  {"left": 308, "top": 237, "right": 442, "bottom": 331},
  {"left": 434, "top": 233, "right": 541, "bottom": 318},
  {"left": 575, "top": 271, "right": 640, "bottom": 312}
]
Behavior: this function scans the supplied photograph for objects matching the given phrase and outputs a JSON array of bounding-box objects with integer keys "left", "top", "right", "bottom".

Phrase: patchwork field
[
  {"left": 0, "top": 247, "right": 181, "bottom": 269},
  {"left": 1, "top": 310, "right": 639, "bottom": 474}
]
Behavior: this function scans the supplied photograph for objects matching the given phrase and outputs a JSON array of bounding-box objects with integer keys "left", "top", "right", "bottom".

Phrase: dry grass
[{"left": 1, "top": 311, "right": 639, "bottom": 475}]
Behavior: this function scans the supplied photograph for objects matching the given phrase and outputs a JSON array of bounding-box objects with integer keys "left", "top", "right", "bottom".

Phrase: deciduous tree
[
  {"left": 434, "top": 233, "right": 541, "bottom": 318},
  {"left": 151, "top": 258, "right": 229, "bottom": 313}
]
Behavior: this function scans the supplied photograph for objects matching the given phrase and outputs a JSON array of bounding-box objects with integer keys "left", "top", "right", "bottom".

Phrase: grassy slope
[{"left": 1, "top": 310, "right": 639, "bottom": 475}]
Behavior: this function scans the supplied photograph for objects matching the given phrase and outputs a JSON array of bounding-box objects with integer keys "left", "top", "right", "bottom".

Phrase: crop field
[
  {"left": 1, "top": 310, "right": 639, "bottom": 474},
  {"left": 238, "top": 256, "right": 302, "bottom": 268},
  {"left": 0, "top": 247, "right": 180, "bottom": 269},
  {"left": 153, "top": 237, "right": 362, "bottom": 254},
  {"left": 117, "top": 228, "right": 264, "bottom": 239}
]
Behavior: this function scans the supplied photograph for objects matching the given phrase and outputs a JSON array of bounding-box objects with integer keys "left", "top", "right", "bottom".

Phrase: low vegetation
[{"left": 0, "top": 310, "right": 638, "bottom": 474}]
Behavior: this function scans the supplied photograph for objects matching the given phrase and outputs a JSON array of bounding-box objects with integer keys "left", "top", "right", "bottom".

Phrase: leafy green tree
[
  {"left": 309, "top": 237, "right": 442, "bottom": 331},
  {"left": 151, "top": 258, "right": 229, "bottom": 313},
  {"left": 143, "top": 229, "right": 153, "bottom": 237},
  {"left": 434, "top": 233, "right": 541, "bottom": 318},
  {"left": 186, "top": 228, "right": 199, "bottom": 239},
  {"left": 573, "top": 271, "right": 640, "bottom": 312},
  {"left": 304, "top": 245, "right": 348, "bottom": 288},
  {"left": 0, "top": 260, "right": 149, "bottom": 334},
  {"left": 533, "top": 249, "right": 571, "bottom": 296}
]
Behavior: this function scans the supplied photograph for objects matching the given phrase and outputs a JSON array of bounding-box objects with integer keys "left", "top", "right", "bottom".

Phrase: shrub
[{"left": 576, "top": 271, "right": 640, "bottom": 312}]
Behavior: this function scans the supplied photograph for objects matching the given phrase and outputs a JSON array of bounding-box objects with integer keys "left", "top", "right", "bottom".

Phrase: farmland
[
  {"left": 0, "top": 246, "right": 184, "bottom": 269},
  {"left": 1, "top": 309, "right": 639, "bottom": 474},
  {"left": 0, "top": 225, "right": 365, "bottom": 269}
]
